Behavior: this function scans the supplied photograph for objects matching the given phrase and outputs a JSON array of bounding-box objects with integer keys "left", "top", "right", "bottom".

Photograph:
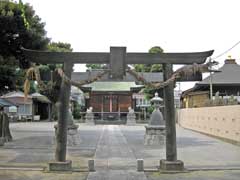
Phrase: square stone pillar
[{"left": 109, "top": 47, "right": 126, "bottom": 80}]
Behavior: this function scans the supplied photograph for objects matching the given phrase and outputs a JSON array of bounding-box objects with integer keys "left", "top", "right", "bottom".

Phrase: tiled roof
[{"left": 197, "top": 60, "right": 240, "bottom": 85}]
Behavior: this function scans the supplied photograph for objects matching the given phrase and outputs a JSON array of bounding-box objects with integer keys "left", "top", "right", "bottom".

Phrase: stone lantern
[
  {"left": 144, "top": 92, "right": 165, "bottom": 145},
  {"left": 54, "top": 104, "right": 79, "bottom": 146}
]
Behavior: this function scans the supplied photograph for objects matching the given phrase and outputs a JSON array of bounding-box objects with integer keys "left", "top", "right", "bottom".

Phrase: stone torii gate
[{"left": 23, "top": 47, "right": 213, "bottom": 171}]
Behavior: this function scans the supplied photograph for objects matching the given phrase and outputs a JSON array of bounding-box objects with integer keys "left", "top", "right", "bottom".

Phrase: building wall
[
  {"left": 3, "top": 97, "right": 33, "bottom": 116},
  {"left": 89, "top": 92, "right": 132, "bottom": 112},
  {"left": 183, "top": 93, "right": 209, "bottom": 108},
  {"left": 18, "top": 104, "right": 32, "bottom": 115},
  {"left": 178, "top": 105, "right": 240, "bottom": 144}
]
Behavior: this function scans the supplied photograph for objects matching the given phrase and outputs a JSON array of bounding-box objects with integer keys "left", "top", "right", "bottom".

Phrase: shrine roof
[{"left": 82, "top": 82, "right": 143, "bottom": 92}]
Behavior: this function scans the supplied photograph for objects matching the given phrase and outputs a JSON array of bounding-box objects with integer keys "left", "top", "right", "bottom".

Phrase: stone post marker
[
  {"left": 144, "top": 92, "right": 165, "bottom": 145},
  {"left": 126, "top": 107, "right": 136, "bottom": 125}
]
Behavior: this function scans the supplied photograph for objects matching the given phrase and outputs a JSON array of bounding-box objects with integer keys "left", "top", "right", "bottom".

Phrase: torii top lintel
[{"left": 22, "top": 47, "right": 214, "bottom": 65}]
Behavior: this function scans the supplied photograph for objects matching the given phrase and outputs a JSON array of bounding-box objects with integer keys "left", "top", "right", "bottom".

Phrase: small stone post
[
  {"left": 88, "top": 159, "right": 95, "bottom": 172},
  {"left": 137, "top": 159, "right": 144, "bottom": 171}
]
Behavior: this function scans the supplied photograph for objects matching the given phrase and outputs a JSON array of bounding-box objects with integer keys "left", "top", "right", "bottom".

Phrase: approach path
[{"left": 87, "top": 125, "right": 147, "bottom": 180}]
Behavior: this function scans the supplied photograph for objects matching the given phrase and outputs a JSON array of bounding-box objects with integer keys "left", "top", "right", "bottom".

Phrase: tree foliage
[
  {"left": 47, "top": 42, "right": 73, "bottom": 52},
  {"left": 134, "top": 46, "right": 163, "bottom": 72},
  {"left": 86, "top": 64, "right": 106, "bottom": 70},
  {"left": 0, "top": 0, "right": 50, "bottom": 94}
]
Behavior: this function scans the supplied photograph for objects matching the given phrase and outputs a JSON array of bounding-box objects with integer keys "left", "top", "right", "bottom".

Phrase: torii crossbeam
[{"left": 22, "top": 47, "right": 213, "bottom": 171}]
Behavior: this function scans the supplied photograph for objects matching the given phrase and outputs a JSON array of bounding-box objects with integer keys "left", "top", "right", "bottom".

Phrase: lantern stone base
[
  {"left": 48, "top": 160, "right": 72, "bottom": 171},
  {"left": 54, "top": 124, "right": 79, "bottom": 131},
  {"left": 160, "top": 159, "right": 184, "bottom": 172},
  {"left": 54, "top": 124, "right": 79, "bottom": 146},
  {"left": 144, "top": 125, "right": 165, "bottom": 145}
]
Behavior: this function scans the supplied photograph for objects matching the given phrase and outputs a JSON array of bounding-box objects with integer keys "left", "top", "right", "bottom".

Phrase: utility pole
[{"left": 209, "top": 57, "right": 213, "bottom": 100}]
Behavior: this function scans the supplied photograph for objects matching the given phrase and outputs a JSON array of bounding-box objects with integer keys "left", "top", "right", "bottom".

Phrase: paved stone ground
[
  {"left": 121, "top": 125, "right": 240, "bottom": 169},
  {"left": 0, "top": 122, "right": 240, "bottom": 180},
  {"left": 146, "top": 170, "right": 240, "bottom": 180},
  {"left": 0, "top": 122, "right": 101, "bottom": 169},
  {"left": 0, "top": 170, "right": 88, "bottom": 180}
]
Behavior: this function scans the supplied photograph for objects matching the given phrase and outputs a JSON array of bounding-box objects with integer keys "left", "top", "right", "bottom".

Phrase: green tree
[
  {"left": 86, "top": 64, "right": 106, "bottom": 70},
  {"left": 0, "top": 0, "right": 50, "bottom": 94},
  {"left": 134, "top": 46, "right": 163, "bottom": 72},
  {"left": 0, "top": 0, "right": 50, "bottom": 139},
  {"left": 47, "top": 42, "right": 73, "bottom": 52}
]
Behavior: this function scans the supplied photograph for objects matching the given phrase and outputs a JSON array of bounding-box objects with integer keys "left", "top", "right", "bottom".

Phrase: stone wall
[{"left": 178, "top": 105, "right": 240, "bottom": 144}]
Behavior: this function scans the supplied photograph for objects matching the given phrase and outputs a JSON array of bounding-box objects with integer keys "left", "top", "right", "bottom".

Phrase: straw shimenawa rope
[
  {"left": 24, "top": 60, "right": 217, "bottom": 98},
  {"left": 127, "top": 60, "right": 218, "bottom": 89},
  {"left": 24, "top": 66, "right": 109, "bottom": 98},
  {"left": 24, "top": 66, "right": 48, "bottom": 99}
]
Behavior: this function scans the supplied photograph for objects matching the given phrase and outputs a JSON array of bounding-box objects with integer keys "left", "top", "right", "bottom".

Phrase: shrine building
[{"left": 72, "top": 70, "right": 163, "bottom": 119}]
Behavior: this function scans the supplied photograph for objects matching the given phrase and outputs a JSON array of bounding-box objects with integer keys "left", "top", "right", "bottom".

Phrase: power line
[{"left": 212, "top": 40, "right": 240, "bottom": 60}]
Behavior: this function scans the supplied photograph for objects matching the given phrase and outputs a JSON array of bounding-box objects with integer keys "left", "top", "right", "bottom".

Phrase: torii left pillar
[{"left": 49, "top": 62, "right": 73, "bottom": 171}]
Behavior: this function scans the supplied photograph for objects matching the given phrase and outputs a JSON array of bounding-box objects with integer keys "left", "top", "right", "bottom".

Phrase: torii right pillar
[{"left": 160, "top": 63, "right": 184, "bottom": 171}]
